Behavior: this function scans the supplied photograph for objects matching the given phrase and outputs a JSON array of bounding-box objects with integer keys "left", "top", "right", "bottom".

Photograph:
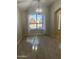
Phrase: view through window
[{"left": 28, "top": 13, "right": 46, "bottom": 31}]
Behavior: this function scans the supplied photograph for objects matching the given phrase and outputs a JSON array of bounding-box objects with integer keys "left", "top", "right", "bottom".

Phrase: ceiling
[{"left": 17, "top": 0, "right": 55, "bottom": 10}]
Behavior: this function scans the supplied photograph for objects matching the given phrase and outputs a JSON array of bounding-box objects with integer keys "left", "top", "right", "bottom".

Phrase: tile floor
[{"left": 17, "top": 36, "right": 60, "bottom": 59}]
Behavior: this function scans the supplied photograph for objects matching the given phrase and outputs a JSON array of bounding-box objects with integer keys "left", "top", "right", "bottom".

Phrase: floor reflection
[
  {"left": 17, "top": 36, "right": 60, "bottom": 59},
  {"left": 26, "top": 36, "right": 40, "bottom": 51}
]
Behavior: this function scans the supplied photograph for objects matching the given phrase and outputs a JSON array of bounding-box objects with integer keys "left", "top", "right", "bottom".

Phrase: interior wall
[
  {"left": 20, "top": 10, "right": 28, "bottom": 36},
  {"left": 17, "top": 8, "right": 24, "bottom": 44},
  {"left": 49, "top": 0, "right": 61, "bottom": 38}
]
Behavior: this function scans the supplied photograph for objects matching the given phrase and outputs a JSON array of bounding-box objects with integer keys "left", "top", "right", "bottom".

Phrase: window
[{"left": 28, "top": 13, "right": 45, "bottom": 30}]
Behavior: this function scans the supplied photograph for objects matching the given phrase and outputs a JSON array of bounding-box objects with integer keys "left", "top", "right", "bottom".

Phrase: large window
[{"left": 28, "top": 13, "right": 45, "bottom": 30}]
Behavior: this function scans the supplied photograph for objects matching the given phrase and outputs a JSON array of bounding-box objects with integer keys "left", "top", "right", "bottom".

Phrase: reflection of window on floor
[{"left": 28, "top": 14, "right": 46, "bottom": 31}]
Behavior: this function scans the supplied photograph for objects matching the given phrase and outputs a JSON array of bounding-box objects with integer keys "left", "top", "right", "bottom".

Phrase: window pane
[
  {"left": 29, "top": 24, "right": 36, "bottom": 29},
  {"left": 28, "top": 14, "right": 45, "bottom": 30},
  {"left": 29, "top": 14, "right": 36, "bottom": 24},
  {"left": 37, "top": 24, "right": 42, "bottom": 29},
  {"left": 37, "top": 14, "right": 42, "bottom": 23}
]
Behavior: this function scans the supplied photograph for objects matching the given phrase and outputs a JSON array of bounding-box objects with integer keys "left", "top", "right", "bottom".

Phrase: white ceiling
[{"left": 17, "top": 0, "right": 55, "bottom": 10}]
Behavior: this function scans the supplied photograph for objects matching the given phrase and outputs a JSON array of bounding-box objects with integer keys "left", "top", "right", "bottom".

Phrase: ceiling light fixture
[
  {"left": 35, "top": 0, "right": 43, "bottom": 13},
  {"left": 36, "top": 8, "right": 42, "bottom": 13}
]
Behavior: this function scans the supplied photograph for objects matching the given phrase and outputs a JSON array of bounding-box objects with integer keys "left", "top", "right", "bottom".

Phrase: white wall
[{"left": 49, "top": 0, "right": 61, "bottom": 38}]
